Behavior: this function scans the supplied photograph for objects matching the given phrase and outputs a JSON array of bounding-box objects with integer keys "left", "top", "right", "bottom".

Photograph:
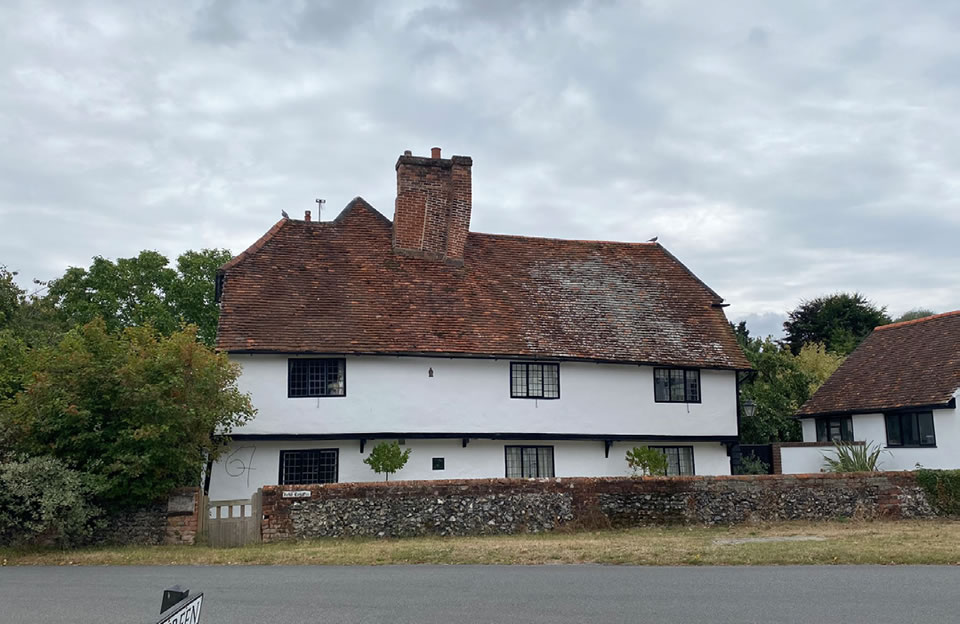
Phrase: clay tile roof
[
  {"left": 215, "top": 199, "right": 751, "bottom": 370},
  {"left": 796, "top": 310, "right": 960, "bottom": 418}
]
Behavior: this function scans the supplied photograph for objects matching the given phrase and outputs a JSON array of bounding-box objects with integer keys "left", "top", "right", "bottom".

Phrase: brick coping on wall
[{"left": 264, "top": 471, "right": 914, "bottom": 492}]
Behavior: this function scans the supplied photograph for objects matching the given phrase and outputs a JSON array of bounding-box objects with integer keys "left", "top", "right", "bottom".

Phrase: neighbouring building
[
  {"left": 789, "top": 311, "right": 960, "bottom": 474},
  {"left": 208, "top": 148, "right": 751, "bottom": 500}
]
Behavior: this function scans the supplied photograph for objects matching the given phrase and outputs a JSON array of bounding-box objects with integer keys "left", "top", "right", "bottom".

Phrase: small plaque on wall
[{"left": 282, "top": 490, "right": 312, "bottom": 499}]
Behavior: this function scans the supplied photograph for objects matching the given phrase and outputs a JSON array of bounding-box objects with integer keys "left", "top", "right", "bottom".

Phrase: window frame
[
  {"left": 278, "top": 448, "right": 339, "bottom": 485},
  {"left": 509, "top": 362, "right": 561, "bottom": 400},
  {"left": 884, "top": 411, "right": 937, "bottom": 448},
  {"left": 504, "top": 445, "right": 556, "bottom": 478},
  {"left": 652, "top": 368, "right": 701, "bottom": 404},
  {"left": 815, "top": 416, "right": 854, "bottom": 443},
  {"left": 287, "top": 358, "right": 346, "bottom": 398},
  {"left": 647, "top": 445, "right": 696, "bottom": 476}
]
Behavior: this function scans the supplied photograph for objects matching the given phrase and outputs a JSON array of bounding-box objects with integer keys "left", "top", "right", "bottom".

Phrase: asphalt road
[{"left": 1, "top": 564, "right": 957, "bottom": 623}]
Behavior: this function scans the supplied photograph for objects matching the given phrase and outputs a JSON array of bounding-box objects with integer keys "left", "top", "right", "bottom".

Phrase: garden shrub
[
  {"left": 735, "top": 455, "right": 770, "bottom": 475},
  {"left": 915, "top": 469, "right": 960, "bottom": 516},
  {"left": 0, "top": 455, "right": 104, "bottom": 547}
]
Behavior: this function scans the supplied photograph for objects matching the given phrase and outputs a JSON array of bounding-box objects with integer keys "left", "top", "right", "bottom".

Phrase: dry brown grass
[{"left": 3, "top": 519, "right": 959, "bottom": 567}]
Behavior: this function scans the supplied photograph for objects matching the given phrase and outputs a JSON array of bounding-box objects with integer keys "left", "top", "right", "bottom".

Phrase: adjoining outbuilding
[{"left": 787, "top": 311, "right": 960, "bottom": 473}]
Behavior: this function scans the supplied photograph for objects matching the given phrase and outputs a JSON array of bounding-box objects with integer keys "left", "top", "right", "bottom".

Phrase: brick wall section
[
  {"left": 261, "top": 473, "right": 934, "bottom": 542},
  {"left": 393, "top": 152, "right": 473, "bottom": 264},
  {"left": 163, "top": 487, "right": 201, "bottom": 546},
  {"left": 90, "top": 487, "right": 202, "bottom": 546}
]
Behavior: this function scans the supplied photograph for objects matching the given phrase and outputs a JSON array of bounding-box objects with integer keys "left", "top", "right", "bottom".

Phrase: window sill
[
  {"left": 885, "top": 445, "right": 937, "bottom": 449},
  {"left": 288, "top": 396, "right": 346, "bottom": 399},
  {"left": 509, "top": 396, "right": 560, "bottom": 400}
]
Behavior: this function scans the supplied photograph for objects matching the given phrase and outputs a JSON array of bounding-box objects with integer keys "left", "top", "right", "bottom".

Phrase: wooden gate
[{"left": 206, "top": 490, "right": 261, "bottom": 547}]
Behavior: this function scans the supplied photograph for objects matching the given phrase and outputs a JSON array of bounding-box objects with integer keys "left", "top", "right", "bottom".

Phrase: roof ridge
[
  {"left": 219, "top": 218, "right": 288, "bottom": 272},
  {"left": 470, "top": 231, "right": 658, "bottom": 246},
  {"left": 875, "top": 309, "right": 960, "bottom": 331}
]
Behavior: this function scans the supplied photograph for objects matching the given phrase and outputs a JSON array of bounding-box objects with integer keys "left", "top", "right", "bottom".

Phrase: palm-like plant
[{"left": 822, "top": 441, "right": 885, "bottom": 472}]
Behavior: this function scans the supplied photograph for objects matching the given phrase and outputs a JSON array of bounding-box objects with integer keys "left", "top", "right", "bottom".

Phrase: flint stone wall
[{"left": 261, "top": 472, "right": 935, "bottom": 542}]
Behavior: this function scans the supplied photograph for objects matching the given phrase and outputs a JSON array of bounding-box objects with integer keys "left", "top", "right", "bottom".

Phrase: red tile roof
[
  {"left": 797, "top": 311, "right": 960, "bottom": 417},
  {"left": 216, "top": 199, "right": 751, "bottom": 370}
]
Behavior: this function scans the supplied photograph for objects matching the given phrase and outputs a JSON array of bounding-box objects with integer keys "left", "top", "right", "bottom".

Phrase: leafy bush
[
  {"left": 0, "top": 456, "right": 104, "bottom": 547},
  {"left": 915, "top": 469, "right": 960, "bottom": 516},
  {"left": 626, "top": 446, "right": 668, "bottom": 477},
  {"left": 735, "top": 455, "right": 770, "bottom": 475},
  {"left": 0, "top": 320, "right": 255, "bottom": 507},
  {"left": 364, "top": 441, "right": 411, "bottom": 481},
  {"left": 822, "top": 442, "right": 884, "bottom": 472}
]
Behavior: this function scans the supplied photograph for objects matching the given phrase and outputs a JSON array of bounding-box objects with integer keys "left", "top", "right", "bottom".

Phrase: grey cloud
[{"left": 2, "top": 0, "right": 960, "bottom": 333}]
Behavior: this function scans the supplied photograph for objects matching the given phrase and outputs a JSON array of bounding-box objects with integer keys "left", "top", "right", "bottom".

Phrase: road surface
[{"left": 1, "top": 564, "right": 957, "bottom": 623}]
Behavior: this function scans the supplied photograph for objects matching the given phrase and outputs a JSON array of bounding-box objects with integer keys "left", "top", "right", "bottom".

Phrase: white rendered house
[
  {"left": 207, "top": 148, "right": 751, "bottom": 500},
  {"left": 789, "top": 311, "right": 960, "bottom": 474}
]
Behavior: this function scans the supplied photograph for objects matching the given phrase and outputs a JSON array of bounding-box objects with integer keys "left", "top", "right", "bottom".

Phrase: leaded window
[
  {"left": 505, "top": 446, "right": 555, "bottom": 478},
  {"left": 510, "top": 363, "right": 560, "bottom": 399},
  {"left": 279, "top": 449, "right": 339, "bottom": 485},
  {"left": 653, "top": 368, "right": 700, "bottom": 403},
  {"left": 288, "top": 358, "right": 345, "bottom": 397},
  {"left": 648, "top": 446, "right": 695, "bottom": 476},
  {"left": 885, "top": 411, "right": 936, "bottom": 447}
]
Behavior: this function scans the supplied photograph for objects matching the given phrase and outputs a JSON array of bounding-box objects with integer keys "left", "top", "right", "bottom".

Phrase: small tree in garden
[
  {"left": 364, "top": 441, "right": 411, "bottom": 482},
  {"left": 625, "top": 446, "right": 668, "bottom": 477}
]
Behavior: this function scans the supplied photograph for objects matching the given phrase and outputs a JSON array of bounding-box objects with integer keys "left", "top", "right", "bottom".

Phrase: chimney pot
[
  {"left": 304, "top": 210, "right": 311, "bottom": 222},
  {"left": 403, "top": 150, "right": 412, "bottom": 156},
  {"left": 431, "top": 147, "right": 441, "bottom": 159}
]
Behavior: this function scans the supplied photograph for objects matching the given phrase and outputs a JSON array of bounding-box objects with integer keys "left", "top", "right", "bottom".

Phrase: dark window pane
[
  {"left": 918, "top": 412, "right": 936, "bottom": 446},
  {"left": 685, "top": 370, "right": 700, "bottom": 402},
  {"left": 816, "top": 419, "right": 827, "bottom": 442},
  {"left": 654, "top": 369, "right": 670, "bottom": 401},
  {"left": 885, "top": 414, "right": 902, "bottom": 446},
  {"left": 840, "top": 417, "right": 853, "bottom": 442},
  {"left": 511, "top": 364, "right": 527, "bottom": 397},
  {"left": 677, "top": 447, "right": 694, "bottom": 475},
  {"left": 903, "top": 413, "right": 920, "bottom": 446},
  {"left": 505, "top": 447, "right": 523, "bottom": 478},
  {"left": 669, "top": 370, "right": 685, "bottom": 401},
  {"left": 528, "top": 364, "right": 543, "bottom": 397},
  {"left": 537, "top": 447, "right": 555, "bottom": 477},
  {"left": 543, "top": 365, "right": 559, "bottom": 398}
]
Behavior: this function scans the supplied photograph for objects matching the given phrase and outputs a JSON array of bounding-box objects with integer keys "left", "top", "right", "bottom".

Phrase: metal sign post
[{"left": 153, "top": 586, "right": 203, "bottom": 624}]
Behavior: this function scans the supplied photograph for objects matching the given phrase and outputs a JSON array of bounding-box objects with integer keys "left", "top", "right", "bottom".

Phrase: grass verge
[{"left": 2, "top": 519, "right": 959, "bottom": 567}]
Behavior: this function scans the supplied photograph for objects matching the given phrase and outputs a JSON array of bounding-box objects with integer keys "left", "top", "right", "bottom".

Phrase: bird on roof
[
  {"left": 647, "top": 236, "right": 658, "bottom": 243},
  {"left": 281, "top": 210, "right": 289, "bottom": 219}
]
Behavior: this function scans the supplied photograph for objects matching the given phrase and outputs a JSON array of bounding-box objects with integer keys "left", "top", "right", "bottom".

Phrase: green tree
[
  {"left": 625, "top": 446, "right": 669, "bottom": 476},
  {"left": 363, "top": 441, "right": 411, "bottom": 481},
  {"left": 893, "top": 309, "right": 935, "bottom": 323},
  {"left": 169, "top": 249, "right": 233, "bottom": 346},
  {"left": 738, "top": 338, "right": 845, "bottom": 444},
  {"left": 0, "top": 266, "right": 23, "bottom": 331},
  {"left": 42, "top": 249, "right": 231, "bottom": 346},
  {"left": 783, "top": 292, "right": 890, "bottom": 355},
  {"left": 0, "top": 319, "right": 254, "bottom": 506}
]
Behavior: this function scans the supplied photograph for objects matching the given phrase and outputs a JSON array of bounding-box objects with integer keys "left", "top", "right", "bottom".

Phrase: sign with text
[
  {"left": 156, "top": 593, "right": 203, "bottom": 624},
  {"left": 282, "top": 490, "right": 312, "bottom": 498}
]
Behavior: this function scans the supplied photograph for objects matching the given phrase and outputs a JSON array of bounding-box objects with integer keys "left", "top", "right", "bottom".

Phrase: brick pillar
[{"left": 164, "top": 487, "right": 201, "bottom": 545}]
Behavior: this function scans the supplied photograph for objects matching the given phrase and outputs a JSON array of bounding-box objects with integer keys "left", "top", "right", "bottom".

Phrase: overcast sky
[{"left": 3, "top": 0, "right": 959, "bottom": 338}]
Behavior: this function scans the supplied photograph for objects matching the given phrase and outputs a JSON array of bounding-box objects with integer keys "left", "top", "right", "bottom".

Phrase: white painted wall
[
  {"left": 796, "top": 391, "right": 960, "bottom": 472},
  {"left": 230, "top": 355, "right": 738, "bottom": 437},
  {"left": 780, "top": 446, "right": 833, "bottom": 474},
  {"left": 208, "top": 438, "right": 733, "bottom": 500}
]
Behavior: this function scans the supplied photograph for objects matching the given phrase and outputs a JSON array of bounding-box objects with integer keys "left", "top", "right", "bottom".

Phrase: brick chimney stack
[{"left": 393, "top": 148, "right": 473, "bottom": 265}]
